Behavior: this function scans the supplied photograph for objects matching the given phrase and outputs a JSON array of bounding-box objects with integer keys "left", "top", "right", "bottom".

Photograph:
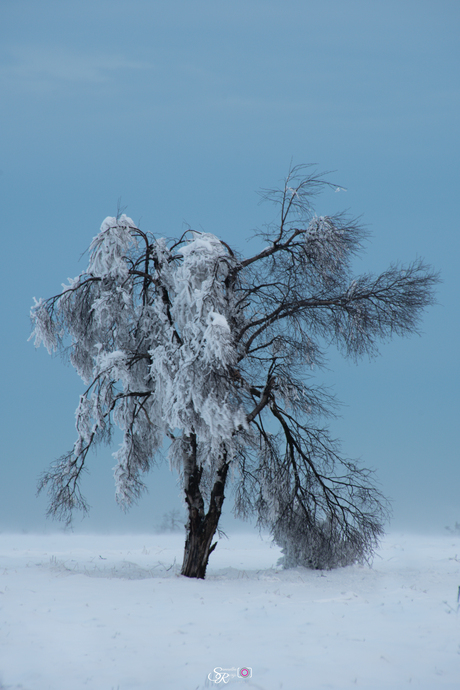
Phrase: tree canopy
[{"left": 30, "top": 165, "right": 439, "bottom": 577}]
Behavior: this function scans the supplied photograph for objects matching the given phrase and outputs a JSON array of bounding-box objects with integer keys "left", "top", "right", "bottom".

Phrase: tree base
[{"left": 181, "top": 516, "right": 219, "bottom": 579}]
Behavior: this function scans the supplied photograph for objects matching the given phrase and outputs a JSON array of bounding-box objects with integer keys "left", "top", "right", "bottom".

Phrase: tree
[
  {"left": 159, "top": 508, "right": 185, "bottom": 533},
  {"left": 30, "top": 165, "right": 439, "bottom": 578}
]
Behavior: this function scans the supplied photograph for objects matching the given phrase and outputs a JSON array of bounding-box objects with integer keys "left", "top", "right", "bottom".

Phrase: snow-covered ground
[{"left": 0, "top": 531, "right": 459, "bottom": 689}]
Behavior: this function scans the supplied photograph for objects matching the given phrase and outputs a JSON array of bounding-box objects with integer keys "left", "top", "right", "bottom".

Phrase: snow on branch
[{"left": 88, "top": 215, "right": 138, "bottom": 278}]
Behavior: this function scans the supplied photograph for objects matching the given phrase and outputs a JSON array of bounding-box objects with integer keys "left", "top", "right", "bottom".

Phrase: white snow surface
[{"left": 1, "top": 531, "right": 459, "bottom": 689}]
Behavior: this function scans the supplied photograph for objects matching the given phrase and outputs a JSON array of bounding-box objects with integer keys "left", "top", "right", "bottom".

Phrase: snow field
[{"left": 0, "top": 532, "right": 459, "bottom": 689}]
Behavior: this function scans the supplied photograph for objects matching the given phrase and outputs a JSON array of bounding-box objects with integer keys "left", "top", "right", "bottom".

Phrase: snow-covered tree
[{"left": 30, "top": 166, "right": 439, "bottom": 578}]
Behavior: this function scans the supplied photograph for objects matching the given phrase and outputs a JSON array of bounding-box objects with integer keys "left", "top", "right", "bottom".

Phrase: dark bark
[{"left": 181, "top": 437, "right": 229, "bottom": 579}]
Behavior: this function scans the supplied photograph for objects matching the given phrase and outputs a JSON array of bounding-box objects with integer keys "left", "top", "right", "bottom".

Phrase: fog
[{"left": 1, "top": 0, "right": 459, "bottom": 537}]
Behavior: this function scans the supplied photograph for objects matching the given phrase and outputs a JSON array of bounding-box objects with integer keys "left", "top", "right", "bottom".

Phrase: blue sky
[{"left": 1, "top": 0, "right": 459, "bottom": 533}]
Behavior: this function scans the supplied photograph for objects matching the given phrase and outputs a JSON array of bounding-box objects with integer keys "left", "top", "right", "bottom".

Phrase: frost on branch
[
  {"left": 304, "top": 215, "right": 357, "bottom": 286},
  {"left": 29, "top": 297, "right": 59, "bottom": 354},
  {"left": 148, "top": 233, "right": 246, "bottom": 455},
  {"left": 274, "top": 511, "right": 378, "bottom": 570},
  {"left": 31, "top": 164, "right": 439, "bottom": 577},
  {"left": 32, "top": 222, "right": 245, "bottom": 523}
]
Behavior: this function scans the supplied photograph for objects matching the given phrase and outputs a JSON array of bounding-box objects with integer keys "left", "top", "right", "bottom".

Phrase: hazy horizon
[{"left": 1, "top": 0, "right": 458, "bottom": 535}]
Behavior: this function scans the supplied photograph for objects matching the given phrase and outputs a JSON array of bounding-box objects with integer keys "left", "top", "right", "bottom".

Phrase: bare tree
[
  {"left": 159, "top": 509, "right": 185, "bottom": 533},
  {"left": 30, "top": 165, "right": 439, "bottom": 578}
]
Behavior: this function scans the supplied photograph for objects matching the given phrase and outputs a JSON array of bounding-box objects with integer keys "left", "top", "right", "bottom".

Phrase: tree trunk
[{"left": 181, "top": 436, "right": 229, "bottom": 579}]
